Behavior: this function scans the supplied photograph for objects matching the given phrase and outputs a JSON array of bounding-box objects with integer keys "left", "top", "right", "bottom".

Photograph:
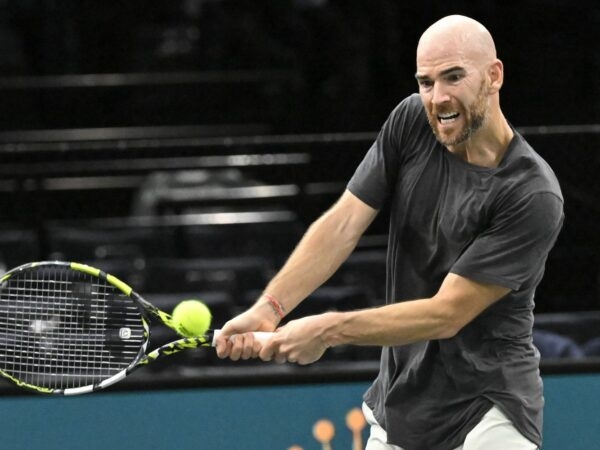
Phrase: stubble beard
[{"left": 428, "top": 81, "right": 489, "bottom": 147}]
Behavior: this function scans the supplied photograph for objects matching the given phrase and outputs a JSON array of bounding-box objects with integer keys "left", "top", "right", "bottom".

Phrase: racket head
[{"left": 0, "top": 261, "right": 149, "bottom": 395}]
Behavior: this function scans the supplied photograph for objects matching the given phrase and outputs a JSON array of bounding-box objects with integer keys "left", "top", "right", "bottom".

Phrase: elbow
[
  {"left": 430, "top": 297, "right": 466, "bottom": 340},
  {"left": 437, "top": 322, "right": 461, "bottom": 340}
]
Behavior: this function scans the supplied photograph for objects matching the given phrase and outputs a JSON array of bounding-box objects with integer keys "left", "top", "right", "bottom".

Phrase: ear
[{"left": 487, "top": 59, "right": 504, "bottom": 94}]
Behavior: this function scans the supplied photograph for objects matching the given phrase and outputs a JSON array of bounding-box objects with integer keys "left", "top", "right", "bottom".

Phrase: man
[{"left": 215, "top": 15, "right": 563, "bottom": 450}]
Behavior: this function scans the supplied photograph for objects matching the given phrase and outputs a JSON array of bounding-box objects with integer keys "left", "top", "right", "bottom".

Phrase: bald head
[
  {"left": 417, "top": 15, "right": 497, "bottom": 67},
  {"left": 414, "top": 16, "right": 509, "bottom": 152}
]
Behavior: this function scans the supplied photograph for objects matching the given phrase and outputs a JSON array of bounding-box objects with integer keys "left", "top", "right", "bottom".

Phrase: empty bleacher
[{"left": 0, "top": 2, "right": 598, "bottom": 393}]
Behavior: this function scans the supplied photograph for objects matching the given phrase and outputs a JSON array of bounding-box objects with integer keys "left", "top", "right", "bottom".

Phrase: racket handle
[{"left": 211, "top": 329, "right": 274, "bottom": 347}]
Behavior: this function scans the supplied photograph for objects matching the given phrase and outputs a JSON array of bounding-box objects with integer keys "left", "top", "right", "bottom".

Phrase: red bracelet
[{"left": 263, "top": 292, "right": 286, "bottom": 319}]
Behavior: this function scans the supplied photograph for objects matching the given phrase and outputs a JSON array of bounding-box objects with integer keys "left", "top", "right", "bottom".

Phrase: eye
[
  {"left": 446, "top": 73, "right": 464, "bottom": 83},
  {"left": 418, "top": 79, "right": 433, "bottom": 90}
]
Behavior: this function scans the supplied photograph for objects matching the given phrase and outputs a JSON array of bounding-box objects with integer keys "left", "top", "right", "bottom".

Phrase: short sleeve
[
  {"left": 347, "top": 95, "right": 422, "bottom": 210},
  {"left": 451, "top": 192, "right": 564, "bottom": 290}
]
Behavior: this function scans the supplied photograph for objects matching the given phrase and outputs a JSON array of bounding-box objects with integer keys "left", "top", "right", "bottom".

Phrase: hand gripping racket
[{"left": 0, "top": 261, "right": 271, "bottom": 395}]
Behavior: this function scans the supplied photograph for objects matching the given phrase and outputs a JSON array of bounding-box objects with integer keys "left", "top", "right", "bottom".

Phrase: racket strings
[{"left": 0, "top": 265, "right": 145, "bottom": 390}]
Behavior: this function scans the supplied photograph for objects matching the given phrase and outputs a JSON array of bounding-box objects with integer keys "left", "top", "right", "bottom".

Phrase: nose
[{"left": 431, "top": 83, "right": 451, "bottom": 105}]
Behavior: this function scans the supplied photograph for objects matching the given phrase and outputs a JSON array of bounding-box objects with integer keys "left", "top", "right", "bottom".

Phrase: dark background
[
  {"left": 0, "top": 0, "right": 598, "bottom": 318},
  {"left": 0, "top": 0, "right": 598, "bottom": 130}
]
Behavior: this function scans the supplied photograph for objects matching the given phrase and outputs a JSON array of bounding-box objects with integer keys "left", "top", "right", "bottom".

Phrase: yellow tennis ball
[{"left": 171, "top": 300, "right": 212, "bottom": 337}]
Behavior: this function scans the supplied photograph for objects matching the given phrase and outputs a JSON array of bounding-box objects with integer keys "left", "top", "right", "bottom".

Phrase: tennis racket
[{"left": 0, "top": 261, "right": 271, "bottom": 395}]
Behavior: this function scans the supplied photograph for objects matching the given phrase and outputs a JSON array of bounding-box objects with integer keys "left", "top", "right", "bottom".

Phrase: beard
[{"left": 427, "top": 80, "right": 489, "bottom": 147}]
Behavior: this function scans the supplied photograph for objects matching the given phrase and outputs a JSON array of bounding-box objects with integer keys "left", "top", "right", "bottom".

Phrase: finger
[
  {"left": 215, "top": 337, "right": 232, "bottom": 359},
  {"left": 283, "top": 347, "right": 297, "bottom": 364},
  {"left": 240, "top": 332, "right": 256, "bottom": 360},
  {"left": 296, "top": 356, "right": 314, "bottom": 366},
  {"left": 214, "top": 328, "right": 236, "bottom": 358},
  {"left": 259, "top": 338, "right": 276, "bottom": 362},
  {"left": 251, "top": 336, "right": 263, "bottom": 359},
  {"left": 272, "top": 344, "right": 290, "bottom": 364},
  {"left": 228, "top": 334, "right": 246, "bottom": 361},
  {"left": 214, "top": 320, "right": 240, "bottom": 358}
]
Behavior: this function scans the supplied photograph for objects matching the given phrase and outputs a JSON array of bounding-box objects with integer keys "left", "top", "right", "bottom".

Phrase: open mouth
[{"left": 437, "top": 112, "right": 460, "bottom": 124}]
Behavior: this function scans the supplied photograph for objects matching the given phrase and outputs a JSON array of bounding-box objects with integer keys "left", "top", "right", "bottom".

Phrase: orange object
[
  {"left": 313, "top": 419, "right": 335, "bottom": 450},
  {"left": 346, "top": 407, "right": 367, "bottom": 450}
]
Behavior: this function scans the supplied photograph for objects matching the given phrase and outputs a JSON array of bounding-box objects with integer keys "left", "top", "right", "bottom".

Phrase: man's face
[{"left": 415, "top": 43, "right": 490, "bottom": 148}]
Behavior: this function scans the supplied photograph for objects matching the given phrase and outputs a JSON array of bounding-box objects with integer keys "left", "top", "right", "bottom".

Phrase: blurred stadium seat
[
  {"left": 0, "top": 227, "right": 39, "bottom": 272},
  {"left": 144, "top": 256, "right": 272, "bottom": 300}
]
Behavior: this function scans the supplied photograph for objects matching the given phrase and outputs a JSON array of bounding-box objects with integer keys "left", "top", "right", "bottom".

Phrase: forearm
[
  {"left": 317, "top": 273, "right": 510, "bottom": 348},
  {"left": 255, "top": 296, "right": 459, "bottom": 365},
  {"left": 259, "top": 190, "right": 378, "bottom": 316},
  {"left": 262, "top": 210, "right": 362, "bottom": 313},
  {"left": 320, "top": 297, "right": 458, "bottom": 348}
]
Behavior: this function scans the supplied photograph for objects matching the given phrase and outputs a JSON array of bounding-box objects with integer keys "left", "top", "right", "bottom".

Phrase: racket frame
[{"left": 0, "top": 261, "right": 215, "bottom": 395}]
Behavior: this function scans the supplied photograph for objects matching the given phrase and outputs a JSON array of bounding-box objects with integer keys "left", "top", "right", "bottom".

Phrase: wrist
[
  {"left": 257, "top": 292, "right": 286, "bottom": 323},
  {"left": 320, "top": 311, "right": 349, "bottom": 348}
]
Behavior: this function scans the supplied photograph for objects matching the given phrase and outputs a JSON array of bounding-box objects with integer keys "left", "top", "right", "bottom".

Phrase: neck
[{"left": 448, "top": 110, "right": 514, "bottom": 168}]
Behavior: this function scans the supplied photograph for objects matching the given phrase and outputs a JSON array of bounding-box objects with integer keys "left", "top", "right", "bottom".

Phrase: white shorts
[{"left": 362, "top": 402, "right": 538, "bottom": 450}]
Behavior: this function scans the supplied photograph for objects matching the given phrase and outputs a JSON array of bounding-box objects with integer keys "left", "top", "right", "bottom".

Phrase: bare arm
[
  {"left": 215, "top": 189, "right": 378, "bottom": 359},
  {"left": 264, "top": 189, "right": 379, "bottom": 316},
  {"left": 259, "top": 273, "right": 510, "bottom": 364},
  {"left": 322, "top": 273, "right": 510, "bottom": 346}
]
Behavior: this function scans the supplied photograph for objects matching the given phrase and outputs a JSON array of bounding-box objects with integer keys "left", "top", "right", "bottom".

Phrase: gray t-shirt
[{"left": 347, "top": 94, "right": 564, "bottom": 450}]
